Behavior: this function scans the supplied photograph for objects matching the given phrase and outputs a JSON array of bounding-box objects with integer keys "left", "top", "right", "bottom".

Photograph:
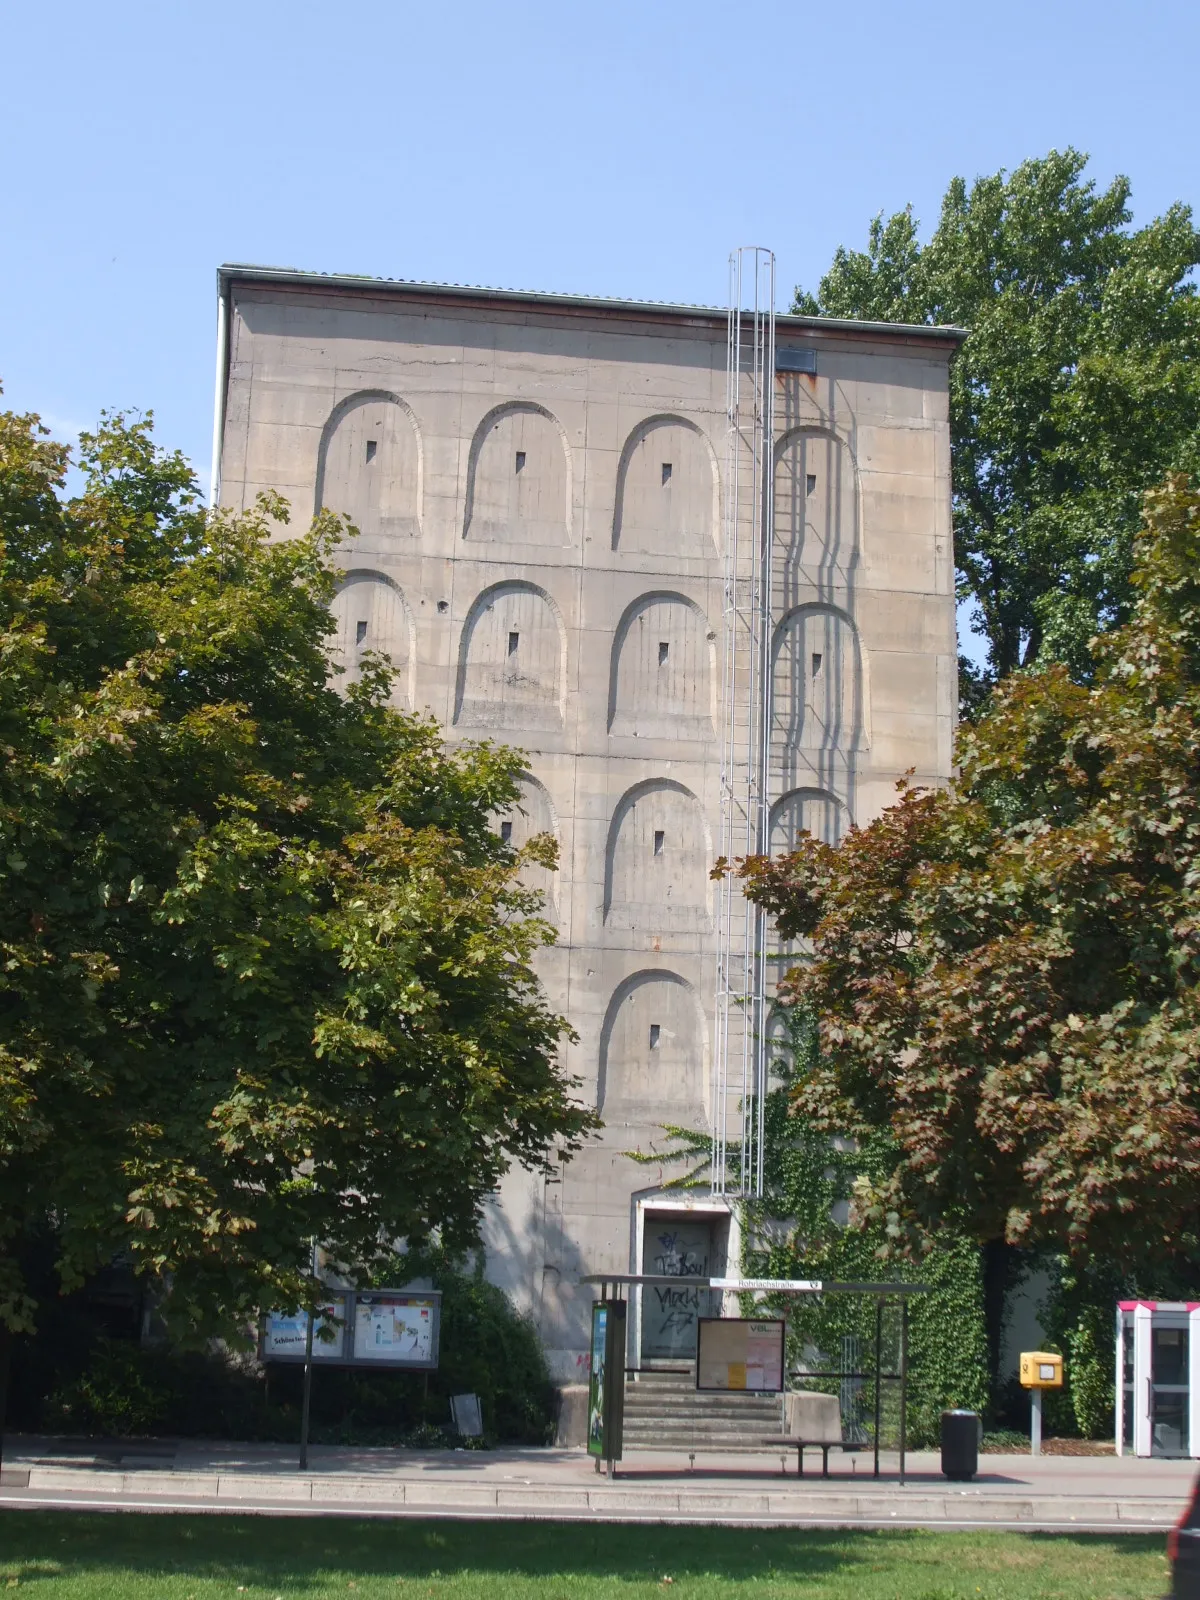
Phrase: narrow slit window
[
  {"left": 515, "top": 451, "right": 526, "bottom": 474},
  {"left": 658, "top": 641, "right": 669, "bottom": 666},
  {"left": 649, "top": 1023, "right": 661, "bottom": 1050},
  {"left": 355, "top": 620, "right": 368, "bottom": 645},
  {"left": 661, "top": 462, "right": 672, "bottom": 485},
  {"left": 806, "top": 473, "right": 816, "bottom": 495},
  {"left": 500, "top": 820, "right": 513, "bottom": 844},
  {"left": 811, "top": 652, "right": 823, "bottom": 677},
  {"left": 653, "top": 830, "right": 665, "bottom": 856},
  {"left": 365, "top": 439, "right": 378, "bottom": 463},
  {"left": 508, "top": 630, "right": 520, "bottom": 656}
]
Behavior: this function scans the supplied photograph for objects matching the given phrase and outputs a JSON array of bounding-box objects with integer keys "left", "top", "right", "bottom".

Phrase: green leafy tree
[
  {"left": 736, "top": 475, "right": 1200, "bottom": 1275},
  {"left": 795, "top": 149, "right": 1200, "bottom": 689},
  {"left": 0, "top": 401, "right": 595, "bottom": 1346}
]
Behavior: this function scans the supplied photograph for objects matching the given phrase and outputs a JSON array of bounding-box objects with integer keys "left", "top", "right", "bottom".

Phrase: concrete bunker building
[{"left": 212, "top": 264, "right": 962, "bottom": 1379}]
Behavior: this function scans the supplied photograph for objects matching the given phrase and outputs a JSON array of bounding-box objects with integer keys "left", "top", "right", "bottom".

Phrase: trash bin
[{"left": 941, "top": 1409, "right": 979, "bottom": 1481}]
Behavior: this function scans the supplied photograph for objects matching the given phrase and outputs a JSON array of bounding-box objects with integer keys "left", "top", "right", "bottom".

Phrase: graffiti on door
[
  {"left": 641, "top": 1220, "right": 716, "bottom": 1359},
  {"left": 651, "top": 1228, "right": 709, "bottom": 1280}
]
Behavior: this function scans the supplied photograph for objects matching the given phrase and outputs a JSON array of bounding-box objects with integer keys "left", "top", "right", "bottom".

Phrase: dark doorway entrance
[{"left": 639, "top": 1212, "right": 728, "bottom": 1361}]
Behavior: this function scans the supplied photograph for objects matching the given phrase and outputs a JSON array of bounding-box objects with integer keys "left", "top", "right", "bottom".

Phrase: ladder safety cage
[{"left": 713, "top": 247, "right": 776, "bottom": 1200}]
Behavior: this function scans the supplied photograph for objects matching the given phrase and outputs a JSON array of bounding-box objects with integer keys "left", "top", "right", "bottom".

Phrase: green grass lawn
[{"left": 0, "top": 1513, "right": 1170, "bottom": 1599}]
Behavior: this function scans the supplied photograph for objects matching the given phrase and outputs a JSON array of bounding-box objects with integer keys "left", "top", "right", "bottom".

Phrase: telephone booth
[{"left": 1116, "top": 1301, "right": 1200, "bottom": 1457}]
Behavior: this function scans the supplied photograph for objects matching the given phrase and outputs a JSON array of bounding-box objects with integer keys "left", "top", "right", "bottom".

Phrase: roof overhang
[{"left": 216, "top": 262, "right": 967, "bottom": 350}]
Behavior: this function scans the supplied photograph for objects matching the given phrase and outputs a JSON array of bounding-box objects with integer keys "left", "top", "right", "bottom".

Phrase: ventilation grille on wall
[{"left": 776, "top": 346, "right": 817, "bottom": 375}]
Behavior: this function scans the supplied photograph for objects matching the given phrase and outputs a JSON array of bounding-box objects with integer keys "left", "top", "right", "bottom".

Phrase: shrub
[
  {"left": 373, "top": 1251, "right": 556, "bottom": 1445},
  {"left": 1067, "top": 1316, "right": 1114, "bottom": 1439},
  {"left": 14, "top": 1255, "right": 555, "bottom": 1446}
]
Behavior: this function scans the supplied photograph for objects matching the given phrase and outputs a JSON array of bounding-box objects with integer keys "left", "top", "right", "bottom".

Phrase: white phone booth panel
[{"left": 1116, "top": 1300, "right": 1200, "bottom": 1458}]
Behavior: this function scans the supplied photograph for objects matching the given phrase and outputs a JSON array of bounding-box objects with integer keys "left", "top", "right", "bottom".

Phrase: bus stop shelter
[{"left": 580, "top": 1273, "right": 930, "bottom": 1482}]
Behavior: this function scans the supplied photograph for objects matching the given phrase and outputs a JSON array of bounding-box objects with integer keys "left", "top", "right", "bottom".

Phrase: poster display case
[
  {"left": 587, "top": 1299, "right": 627, "bottom": 1466},
  {"left": 353, "top": 1291, "right": 439, "bottom": 1367},
  {"left": 263, "top": 1295, "right": 348, "bottom": 1362},
  {"left": 696, "top": 1317, "right": 785, "bottom": 1393},
  {"left": 261, "top": 1288, "right": 440, "bottom": 1370}
]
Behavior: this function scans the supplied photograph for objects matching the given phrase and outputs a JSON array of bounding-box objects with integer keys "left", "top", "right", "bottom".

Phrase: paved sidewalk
[{"left": 0, "top": 1435, "right": 1190, "bottom": 1531}]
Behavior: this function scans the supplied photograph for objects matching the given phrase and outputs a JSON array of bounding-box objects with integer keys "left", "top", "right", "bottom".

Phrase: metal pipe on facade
[{"left": 208, "top": 277, "right": 229, "bottom": 510}]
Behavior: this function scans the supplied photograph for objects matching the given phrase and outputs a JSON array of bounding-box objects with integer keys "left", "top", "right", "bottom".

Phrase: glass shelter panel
[{"left": 1152, "top": 1323, "right": 1189, "bottom": 1456}]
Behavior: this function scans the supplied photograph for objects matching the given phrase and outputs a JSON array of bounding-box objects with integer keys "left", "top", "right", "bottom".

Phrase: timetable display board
[
  {"left": 353, "top": 1292, "right": 439, "bottom": 1368},
  {"left": 696, "top": 1317, "right": 785, "bottom": 1393},
  {"left": 261, "top": 1289, "right": 440, "bottom": 1369}
]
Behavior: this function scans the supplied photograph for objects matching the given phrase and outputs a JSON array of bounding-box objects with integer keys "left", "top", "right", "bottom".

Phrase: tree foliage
[
  {"left": 795, "top": 149, "right": 1200, "bottom": 687},
  {"left": 0, "top": 402, "right": 594, "bottom": 1337},
  {"left": 737, "top": 475, "right": 1200, "bottom": 1272}
]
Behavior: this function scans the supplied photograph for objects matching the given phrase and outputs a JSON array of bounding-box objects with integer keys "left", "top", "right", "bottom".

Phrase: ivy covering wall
[
  {"left": 643, "top": 1010, "right": 989, "bottom": 1447},
  {"left": 741, "top": 1017, "right": 989, "bottom": 1447}
]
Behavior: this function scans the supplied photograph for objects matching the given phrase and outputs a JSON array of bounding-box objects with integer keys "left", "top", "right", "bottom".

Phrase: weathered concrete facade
[{"left": 214, "top": 266, "right": 961, "bottom": 1378}]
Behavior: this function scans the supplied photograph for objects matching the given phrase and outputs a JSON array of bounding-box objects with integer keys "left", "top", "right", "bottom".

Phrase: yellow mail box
[{"left": 1019, "top": 1351, "right": 1063, "bottom": 1388}]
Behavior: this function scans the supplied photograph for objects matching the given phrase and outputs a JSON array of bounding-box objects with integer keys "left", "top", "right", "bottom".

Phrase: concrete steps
[{"left": 623, "top": 1367, "right": 782, "bottom": 1453}]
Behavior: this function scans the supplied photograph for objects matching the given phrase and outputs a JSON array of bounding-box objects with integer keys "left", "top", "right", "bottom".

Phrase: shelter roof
[{"left": 579, "top": 1273, "right": 930, "bottom": 1294}]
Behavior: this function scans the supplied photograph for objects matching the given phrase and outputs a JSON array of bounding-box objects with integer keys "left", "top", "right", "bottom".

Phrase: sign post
[
  {"left": 587, "top": 1299, "right": 627, "bottom": 1475},
  {"left": 298, "top": 1277, "right": 316, "bottom": 1472},
  {"left": 262, "top": 1286, "right": 443, "bottom": 1471}
]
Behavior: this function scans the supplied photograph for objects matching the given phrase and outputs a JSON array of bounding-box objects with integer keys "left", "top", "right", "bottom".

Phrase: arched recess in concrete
[
  {"left": 768, "top": 787, "right": 849, "bottom": 851},
  {"left": 495, "top": 771, "right": 560, "bottom": 920},
  {"left": 330, "top": 569, "right": 415, "bottom": 707},
  {"left": 316, "top": 391, "right": 422, "bottom": 541},
  {"left": 454, "top": 580, "right": 566, "bottom": 731},
  {"left": 603, "top": 779, "right": 712, "bottom": 932},
  {"left": 612, "top": 415, "right": 720, "bottom": 556},
  {"left": 463, "top": 401, "right": 572, "bottom": 545},
  {"left": 772, "top": 603, "right": 865, "bottom": 753},
  {"left": 597, "top": 970, "right": 706, "bottom": 1120},
  {"left": 608, "top": 591, "right": 715, "bottom": 740},
  {"left": 764, "top": 789, "right": 850, "bottom": 977},
  {"left": 773, "top": 426, "right": 857, "bottom": 607}
]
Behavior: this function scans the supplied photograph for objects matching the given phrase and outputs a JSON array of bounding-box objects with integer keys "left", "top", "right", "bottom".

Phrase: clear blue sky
[{"left": 5, "top": 0, "right": 1197, "bottom": 516}]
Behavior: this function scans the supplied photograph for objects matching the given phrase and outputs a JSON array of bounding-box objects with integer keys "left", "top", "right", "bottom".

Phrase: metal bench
[{"left": 762, "top": 1435, "right": 867, "bottom": 1476}]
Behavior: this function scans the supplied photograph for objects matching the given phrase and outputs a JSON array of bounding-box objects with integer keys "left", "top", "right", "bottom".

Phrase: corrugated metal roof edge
[{"left": 216, "top": 263, "right": 967, "bottom": 346}]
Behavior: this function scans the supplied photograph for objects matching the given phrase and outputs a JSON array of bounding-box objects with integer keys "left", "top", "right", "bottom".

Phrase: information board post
[
  {"left": 587, "top": 1299, "right": 627, "bottom": 1476},
  {"left": 873, "top": 1299, "right": 883, "bottom": 1479},
  {"left": 262, "top": 1285, "right": 443, "bottom": 1470},
  {"left": 299, "top": 1240, "right": 317, "bottom": 1472},
  {"left": 899, "top": 1298, "right": 909, "bottom": 1486},
  {"left": 298, "top": 1298, "right": 315, "bottom": 1470}
]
